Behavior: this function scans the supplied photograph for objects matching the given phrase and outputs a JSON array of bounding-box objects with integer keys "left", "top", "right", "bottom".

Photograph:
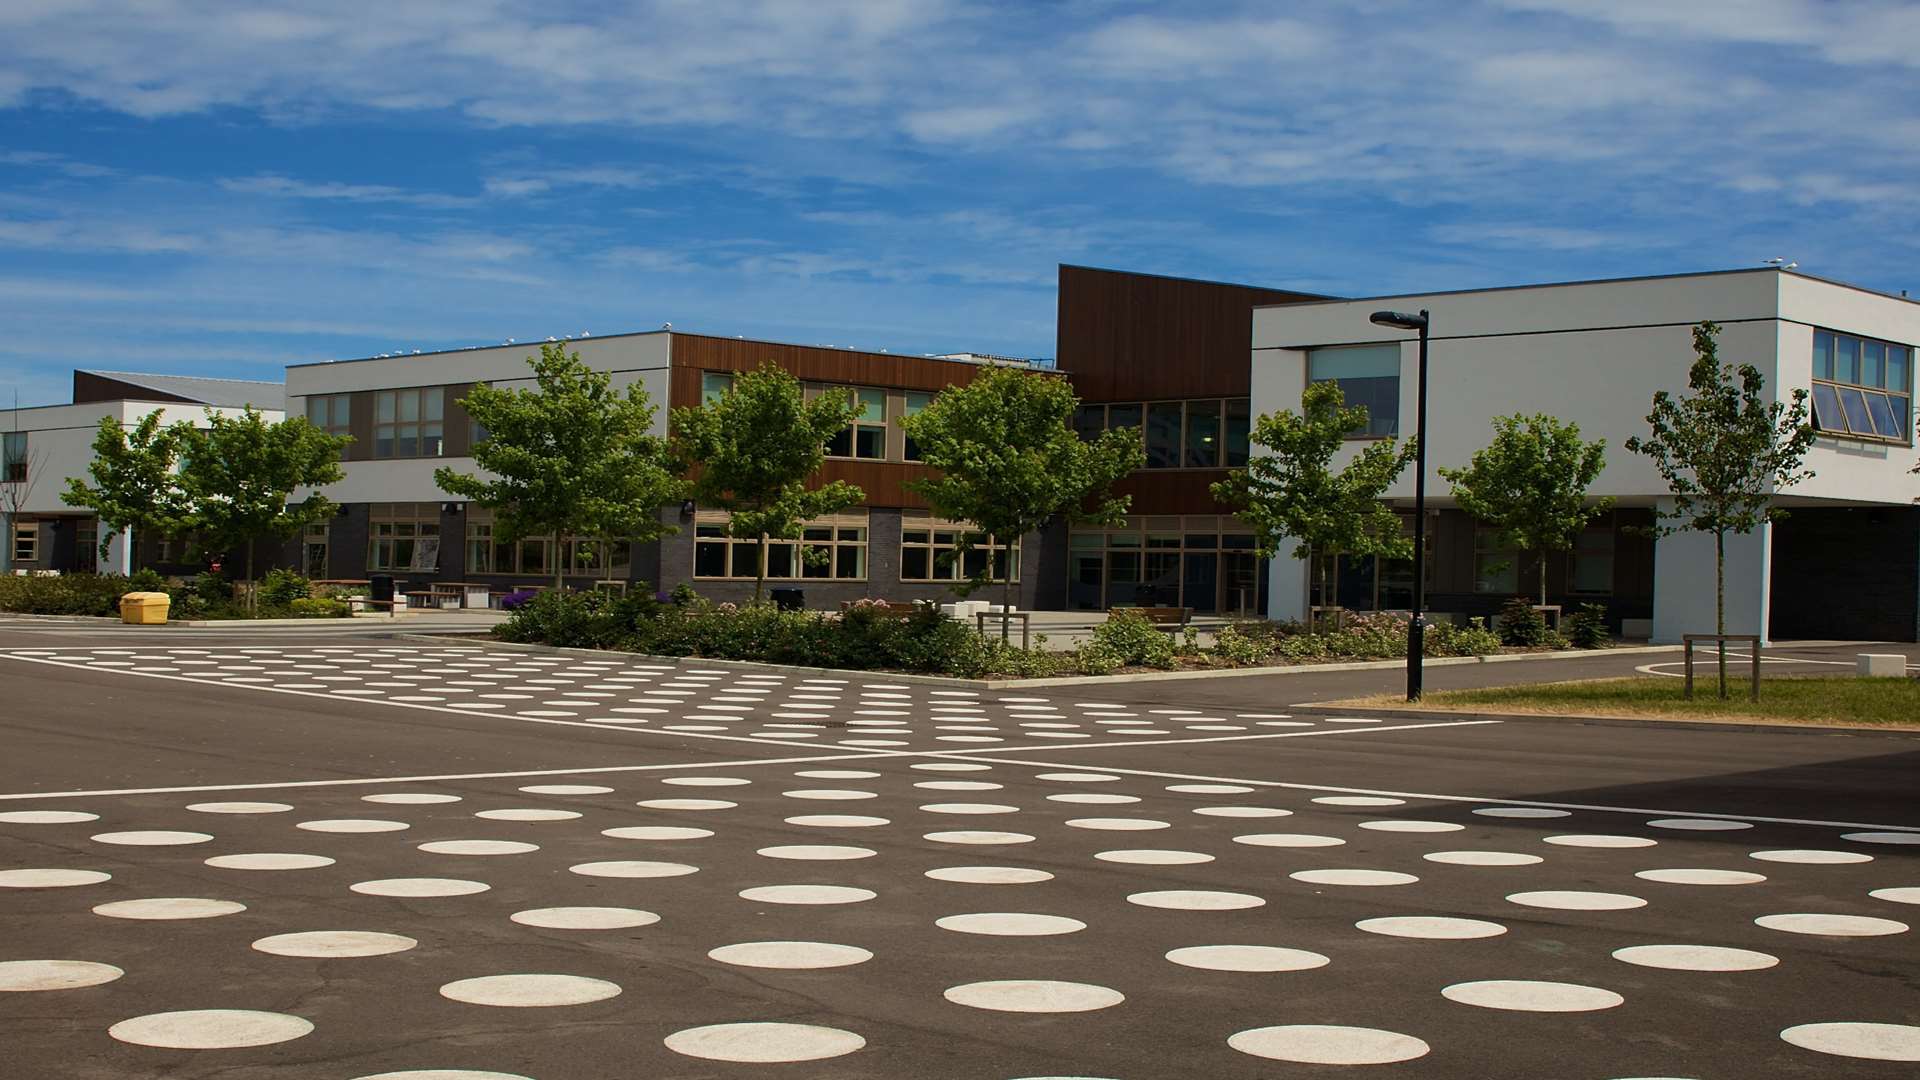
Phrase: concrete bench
[{"left": 1858, "top": 653, "right": 1907, "bottom": 677}]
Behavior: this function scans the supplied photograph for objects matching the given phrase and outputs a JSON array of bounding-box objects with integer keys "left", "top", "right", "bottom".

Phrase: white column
[
  {"left": 1265, "top": 537, "right": 1309, "bottom": 623},
  {"left": 104, "top": 524, "right": 133, "bottom": 576},
  {"left": 1650, "top": 502, "right": 1773, "bottom": 645}
]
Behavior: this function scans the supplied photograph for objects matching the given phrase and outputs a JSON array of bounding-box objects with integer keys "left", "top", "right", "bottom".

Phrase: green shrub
[
  {"left": 1090, "top": 610, "right": 1177, "bottom": 669},
  {"left": 0, "top": 573, "right": 139, "bottom": 616},
  {"left": 289, "top": 597, "right": 349, "bottom": 618},
  {"left": 1563, "top": 602, "right": 1611, "bottom": 649},
  {"left": 127, "top": 568, "right": 166, "bottom": 593},
  {"left": 498, "top": 590, "right": 627, "bottom": 649},
  {"left": 1212, "top": 623, "right": 1277, "bottom": 666},
  {"left": 1496, "top": 597, "right": 1552, "bottom": 647},
  {"left": 1427, "top": 616, "right": 1503, "bottom": 657},
  {"left": 259, "top": 568, "right": 311, "bottom": 607}
]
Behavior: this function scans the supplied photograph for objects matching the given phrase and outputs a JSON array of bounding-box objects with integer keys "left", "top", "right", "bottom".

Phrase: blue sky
[{"left": 2, "top": 1, "right": 1917, "bottom": 407}]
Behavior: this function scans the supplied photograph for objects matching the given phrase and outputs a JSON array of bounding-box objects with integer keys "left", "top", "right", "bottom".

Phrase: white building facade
[{"left": 1252, "top": 268, "right": 1920, "bottom": 644}]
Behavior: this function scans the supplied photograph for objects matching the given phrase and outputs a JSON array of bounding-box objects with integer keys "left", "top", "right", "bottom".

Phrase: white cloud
[{"left": 218, "top": 175, "right": 481, "bottom": 208}]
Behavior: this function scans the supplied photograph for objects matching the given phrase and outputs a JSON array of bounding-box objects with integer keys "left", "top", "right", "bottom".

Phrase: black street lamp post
[{"left": 1369, "top": 308, "right": 1430, "bottom": 701}]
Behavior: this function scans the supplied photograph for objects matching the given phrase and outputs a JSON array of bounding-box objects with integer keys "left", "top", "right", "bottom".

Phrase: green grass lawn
[{"left": 1380, "top": 676, "right": 1920, "bottom": 727}]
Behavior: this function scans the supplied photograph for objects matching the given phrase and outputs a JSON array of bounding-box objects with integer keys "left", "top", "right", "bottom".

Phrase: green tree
[
  {"left": 1211, "top": 381, "right": 1416, "bottom": 626},
  {"left": 1440, "top": 414, "right": 1612, "bottom": 605},
  {"left": 902, "top": 366, "right": 1144, "bottom": 634},
  {"left": 436, "top": 342, "right": 683, "bottom": 592},
  {"left": 1625, "top": 321, "right": 1815, "bottom": 698},
  {"left": 177, "top": 407, "right": 348, "bottom": 607},
  {"left": 61, "top": 411, "right": 193, "bottom": 563},
  {"left": 671, "top": 362, "right": 862, "bottom": 603}
]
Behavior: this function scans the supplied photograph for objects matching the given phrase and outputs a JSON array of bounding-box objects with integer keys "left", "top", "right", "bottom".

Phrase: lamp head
[{"left": 1370, "top": 309, "right": 1429, "bottom": 331}]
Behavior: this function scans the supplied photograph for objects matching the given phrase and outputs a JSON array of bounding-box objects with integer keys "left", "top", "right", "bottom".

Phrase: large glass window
[
  {"left": 1074, "top": 398, "right": 1255, "bottom": 470},
  {"left": 900, "top": 514, "right": 1020, "bottom": 583},
  {"left": 1, "top": 431, "right": 26, "bottom": 484},
  {"left": 693, "top": 511, "right": 869, "bottom": 580},
  {"left": 824, "top": 387, "right": 887, "bottom": 460},
  {"left": 701, "top": 371, "right": 734, "bottom": 403},
  {"left": 1065, "top": 516, "right": 1258, "bottom": 610},
  {"left": 303, "top": 523, "right": 329, "bottom": 578},
  {"left": 1473, "top": 527, "right": 1517, "bottom": 595},
  {"left": 1812, "top": 330, "right": 1910, "bottom": 441},
  {"left": 1224, "top": 398, "right": 1251, "bottom": 467},
  {"left": 374, "top": 388, "right": 445, "bottom": 458},
  {"left": 903, "top": 391, "right": 933, "bottom": 461},
  {"left": 1308, "top": 344, "right": 1401, "bottom": 438},
  {"left": 1144, "top": 402, "right": 1183, "bottom": 468},
  {"left": 1184, "top": 400, "right": 1220, "bottom": 467},
  {"left": 1570, "top": 521, "right": 1613, "bottom": 594},
  {"left": 12, "top": 520, "right": 37, "bottom": 563},
  {"left": 368, "top": 503, "right": 441, "bottom": 571},
  {"left": 305, "top": 394, "right": 352, "bottom": 458}
]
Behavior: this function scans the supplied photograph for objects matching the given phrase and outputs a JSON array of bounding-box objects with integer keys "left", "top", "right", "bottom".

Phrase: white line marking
[{"left": 951, "top": 720, "right": 1503, "bottom": 755}]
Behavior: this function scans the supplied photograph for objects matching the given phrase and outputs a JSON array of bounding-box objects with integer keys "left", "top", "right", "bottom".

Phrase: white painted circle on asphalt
[
  {"left": 1357, "top": 916, "right": 1507, "bottom": 939},
  {"left": 1647, "top": 818, "right": 1751, "bottom": 831},
  {"left": 1424, "top": 850, "right": 1542, "bottom": 867},
  {"left": 1066, "top": 817, "right": 1170, "bottom": 831},
  {"left": 511, "top": 906, "right": 659, "bottom": 930},
  {"left": 1361, "top": 820, "right": 1464, "bottom": 833},
  {"left": 297, "top": 819, "right": 410, "bottom": 834},
  {"left": 439, "top": 974, "right": 621, "bottom": 1007},
  {"left": 93, "top": 897, "right": 245, "bottom": 920},
  {"left": 936, "top": 912, "right": 1086, "bottom": 936},
  {"left": 569, "top": 860, "right": 697, "bottom": 879},
  {"left": 92, "top": 830, "right": 215, "bottom": 845},
  {"left": 707, "top": 941, "right": 873, "bottom": 969},
  {"left": 187, "top": 802, "right": 293, "bottom": 814},
  {"left": 739, "top": 884, "right": 876, "bottom": 905},
  {"left": 1781, "top": 1022, "right": 1920, "bottom": 1061},
  {"left": 1473, "top": 807, "right": 1570, "bottom": 819},
  {"left": 1612, "top": 944, "right": 1777, "bottom": 971},
  {"left": 351, "top": 1071, "right": 535, "bottom": 1079},
  {"left": 519, "top": 784, "right": 613, "bottom": 795},
  {"left": 1095, "top": 849, "right": 1214, "bottom": 866},
  {"left": 1232, "top": 833, "right": 1345, "bottom": 848},
  {"left": 1442, "top": 979, "right": 1624, "bottom": 1012},
  {"left": 351, "top": 878, "right": 490, "bottom": 897},
  {"left": 1507, "top": 890, "right": 1647, "bottom": 911},
  {"left": 1870, "top": 887, "right": 1920, "bottom": 905},
  {"left": 0, "top": 810, "right": 100, "bottom": 823},
  {"left": 421, "top": 840, "right": 539, "bottom": 856},
  {"left": 1313, "top": 796, "right": 1405, "bottom": 807},
  {"left": 943, "top": 980, "right": 1124, "bottom": 1012},
  {"left": 1049, "top": 793, "right": 1140, "bottom": 805},
  {"left": 475, "top": 809, "right": 580, "bottom": 822},
  {"left": 110, "top": 1009, "right": 314, "bottom": 1048},
  {"left": 0, "top": 959, "right": 124, "bottom": 991},
  {"left": 1751, "top": 849, "right": 1872, "bottom": 864},
  {"left": 363, "top": 793, "right": 461, "bottom": 805},
  {"left": 636, "top": 799, "right": 735, "bottom": 810},
  {"left": 1195, "top": 806, "right": 1292, "bottom": 819},
  {"left": 1229, "top": 1025, "right": 1429, "bottom": 1065},
  {"left": 1842, "top": 832, "right": 1920, "bottom": 845},
  {"left": 1167, "top": 945, "right": 1329, "bottom": 972},
  {"left": 1128, "top": 890, "right": 1265, "bottom": 910},
  {"left": 1755, "top": 913, "right": 1908, "bottom": 936},
  {"left": 664, "top": 1022, "right": 866, "bottom": 1062},
  {"left": 253, "top": 931, "right": 418, "bottom": 958},
  {"left": 0, "top": 868, "right": 110, "bottom": 888},
  {"left": 759, "top": 845, "right": 876, "bottom": 861},
  {"left": 1544, "top": 834, "right": 1658, "bottom": 849},
  {"left": 925, "top": 866, "right": 1055, "bottom": 884},
  {"left": 602, "top": 826, "right": 712, "bottom": 840},
  {"left": 787, "top": 814, "right": 890, "bottom": 828},
  {"left": 925, "top": 830, "right": 1035, "bottom": 845},
  {"left": 1635, "top": 868, "right": 1767, "bottom": 886},
  {"left": 1291, "top": 869, "right": 1419, "bottom": 887}
]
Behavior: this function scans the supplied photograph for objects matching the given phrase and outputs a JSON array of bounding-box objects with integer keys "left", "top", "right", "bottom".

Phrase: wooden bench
[{"left": 1111, "top": 606, "right": 1192, "bottom": 631}]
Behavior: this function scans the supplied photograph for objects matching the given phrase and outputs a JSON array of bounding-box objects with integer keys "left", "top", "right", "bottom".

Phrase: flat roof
[
  {"left": 287, "top": 328, "right": 1037, "bottom": 371},
  {"left": 1251, "top": 266, "right": 1919, "bottom": 310},
  {"left": 1063, "top": 262, "right": 1335, "bottom": 299}
]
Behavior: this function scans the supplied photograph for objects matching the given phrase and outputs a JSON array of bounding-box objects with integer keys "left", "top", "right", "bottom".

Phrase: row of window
[
  {"left": 701, "top": 373, "right": 934, "bottom": 462},
  {"left": 1072, "top": 399, "right": 1253, "bottom": 469},
  {"left": 692, "top": 511, "right": 1022, "bottom": 583},
  {"left": 1472, "top": 524, "right": 1613, "bottom": 595},
  {"left": 1812, "top": 330, "right": 1911, "bottom": 442}
]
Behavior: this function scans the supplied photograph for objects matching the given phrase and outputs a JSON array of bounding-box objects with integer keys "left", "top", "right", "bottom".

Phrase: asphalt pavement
[{"left": 0, "top": 624, "right": 1915, "bottom": 1079}]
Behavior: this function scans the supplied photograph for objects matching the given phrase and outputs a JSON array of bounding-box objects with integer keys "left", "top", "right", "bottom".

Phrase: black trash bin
[
  {"left": 370, "top": 574, "right": 395, "bottom": 607},
  {"left": 769, "top": 587, "right": 804, "bottom": 611}
]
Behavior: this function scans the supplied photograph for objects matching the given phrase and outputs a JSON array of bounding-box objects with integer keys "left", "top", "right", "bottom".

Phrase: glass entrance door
[{"left": 1183, "top": 553, "right": 1218, "bottom": 614}]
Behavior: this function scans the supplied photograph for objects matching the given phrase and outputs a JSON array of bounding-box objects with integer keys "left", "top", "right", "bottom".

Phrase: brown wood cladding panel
[
  {"left": 668, "top": 334, "right": 989, "bottom": 408},
  {"left": 346, "top": 390, "right": 375, "bottom": 462},
  {"left": 815, "top": 460, "right": 933, "bottom": 510},
  {"left": 1055, "top": 265, "right": 1324, "bottom": 402},
  {"left": 1110, "top": 470, "right": 1236, "bottom": 516},
  {"left": 72, "top": 371, "right": 198, "bottom": 405}
]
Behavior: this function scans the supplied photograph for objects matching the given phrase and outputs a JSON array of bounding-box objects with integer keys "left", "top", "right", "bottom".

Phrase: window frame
[
  {"left": 1472, "top": 525, "right": 1519, "bottom": 596},
  {"left": 11, "top": 520, "right": 37, "bottom": 563},
  {"left": 1306, "top": 343, "right": 1402, "bottom": 440},
  {"left": 1811, "top": 329, "right": 1912, "bottom": 444},
  {"left": 692, "top": 510, "right": 870, "bottom": 581},
  {"left": 372, "top": 387, "right": 446, "bottom": 459},
  {"left": 900, "top": 514, "right": 1021, "bottom": 584},
  {"left": 1075, "top": 397, "right": 1252, "bottom": 471},
  {"left": 2, "top": 431, "right": 29, "bottom": 484}
]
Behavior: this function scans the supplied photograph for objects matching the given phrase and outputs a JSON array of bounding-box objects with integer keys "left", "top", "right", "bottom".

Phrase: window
[
  {"left": 462, "top": 512, "right": 629, "bottom": 576},
  {"left": 1184, "top": 399, "right": 1220, "bottom": 467},
  {"left": 1570, "top": 522, "right": 1612, "bottom": 594},
  {"left": 2, "top": 431, "right": 28, "bottom": 484},
  {"left": 1144, "top": 402, "right": 1183, "bottom": 468},
  {"left": 373, "top": 388, "right": 445, "bottom": 458},
  {"left": 74, "top": 522, "right": 97, "bottom": 573},
  {"left": 1224, "top": 398, "right": 1251, "bottom": 467},
  {"left": 1073, "top": 404, "right": 1105, "bottom": 442},
  {"left": 368, "top": 503, "right": 440, "bottom": 571},
  {"left": 693, "top": 511, "right": 869, "bottom": 580},
  {"left": 825, "top": 387, "right": 887, "bottom": 459},
  {"left": 1308, "top": 344, "right": 1400, "bottom": 437},
  {"left": 11, "top": 521, "right": 36, "bottom": 563},
  {"left": 1065, "top": 516, "right": 1258, "bottom": 611},
  {"left": 305, "top": 394, "right": 351, "bottom": 458},
  {"left": 1074, "top": 398, "right": 1254, "bottom": 469},
  {"left": 701, "top": 371, "right": 734, "bottom": 403},
  {"left": 465, "top": 522, "right": 494, "bottom": 574},
  {"left": 903, "top": 391, "right": 933, "bottom": 461},
  {"left": 1812, "top": 330, "right": 1910, "bottom": 441},
  {"left": 303, "top": 523, "right": 329, "bottom": 578},
  {"left": 901, "top": 514, "right": 1021, "bottom": 583},
  {"left": 1473, "top": 527, "right": 1517, "bottom": 595}
]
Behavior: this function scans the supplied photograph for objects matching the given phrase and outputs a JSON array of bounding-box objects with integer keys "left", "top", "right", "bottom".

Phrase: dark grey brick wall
[{"left": 1770, "top": 506, "right": 1919, "bottom": 642}]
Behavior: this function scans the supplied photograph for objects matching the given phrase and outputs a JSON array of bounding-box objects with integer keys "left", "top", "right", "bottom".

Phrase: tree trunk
[
  {"left": 245, "top": 541, "right": 255, "bottom": 614},
  {"left": 755, "top": 533, "right": 768, "bottom": 604},
  {"left": 1537, "top": 550, "right": 1548, "bottom": 607},
  {"left": 553, "top": 532, "right": 566, "bottom": 592},
  {"left": 1715, "top": 527, "right": 1728, "bottom": 700}
]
